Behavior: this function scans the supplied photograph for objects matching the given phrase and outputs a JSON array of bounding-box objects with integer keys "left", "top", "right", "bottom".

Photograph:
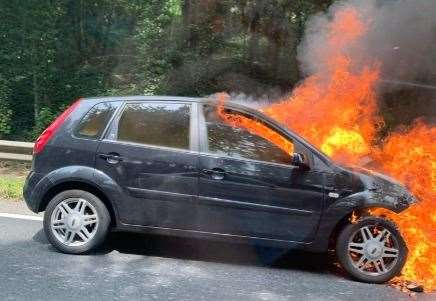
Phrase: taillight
[{"left": 33, "top": 99, "right": 82, "bottom": 155}]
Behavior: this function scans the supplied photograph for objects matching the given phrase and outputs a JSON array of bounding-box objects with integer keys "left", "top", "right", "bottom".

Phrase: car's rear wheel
[
  {"left": 43, "top": 189, "right": 110, "bottom": 254},
  {"left": 336, "top": 216, "right": 407, "bottom": 283}
]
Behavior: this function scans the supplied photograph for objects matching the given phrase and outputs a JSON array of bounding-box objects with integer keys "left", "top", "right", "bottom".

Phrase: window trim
[
  {"left": 100, "top": 138, "right": 200, "bottom": 156},
  {"left": 198, "top": 103, "right": 313, "bottom": 168},
  {"left": 104, "top": 101, "right": 199, "bottom": 152},
  {"left": 198, "top": 151, "right": 300, "bottom": 170}
]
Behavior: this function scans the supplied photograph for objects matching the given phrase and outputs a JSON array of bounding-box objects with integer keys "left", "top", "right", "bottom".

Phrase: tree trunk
[
  {"left": 247, "top": 24, "right": 259, "bottom": 64},
  {"left": 32, "top": 70, "right": 39, "bottom": 125},
  {"left": 80, "top": 0, "right": 85, "bottom": 51},
  {"left": 182, "top": 0, "right": 198, "bottom": 48},
  {"left": 31, "top": 38, "right": 39, "bottom": 125}
]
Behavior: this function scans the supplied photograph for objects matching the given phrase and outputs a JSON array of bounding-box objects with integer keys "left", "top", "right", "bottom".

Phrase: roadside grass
[
  {"left": 0, "top": 176, "right": 24, "bottom": 200},
  {"left": 0, "top": 161, "right": 28, "bottom": 200}
]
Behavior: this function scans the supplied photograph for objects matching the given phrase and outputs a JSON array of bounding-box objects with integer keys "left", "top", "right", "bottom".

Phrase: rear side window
[
  {"left": 116, "top": 102, "right": 191, "bottom": 150},
  {"left": 75, "top": 101, "right": 120, "bottom": 139}
]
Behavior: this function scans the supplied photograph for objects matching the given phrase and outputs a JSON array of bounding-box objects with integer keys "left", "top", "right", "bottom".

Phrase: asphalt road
[{"left": 1, "top": 215, "right": 435, "bottom": 301}]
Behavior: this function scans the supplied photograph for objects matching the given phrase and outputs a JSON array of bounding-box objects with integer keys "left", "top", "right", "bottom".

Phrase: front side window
[
  {"left": 202, "top": 105, "right": 293, "bottom": 165},
  {"left": 116, "top": 102, "right": 191, "bottom": 150},
  {"left": 75, "top": 101, "right": 120, "bottom": 139}
]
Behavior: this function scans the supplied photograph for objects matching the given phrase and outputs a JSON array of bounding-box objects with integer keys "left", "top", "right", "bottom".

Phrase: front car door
[
  {"left": 96, "top": 100, "right": 200, "bottom": 229},
  {"left": 195, "top": 104, "right": 325, "bottom": 243}
]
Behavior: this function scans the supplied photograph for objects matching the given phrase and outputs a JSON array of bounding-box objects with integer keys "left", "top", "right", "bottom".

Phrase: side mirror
[{"left": 291, "top": 153, "right": 310, "bottom": 170}]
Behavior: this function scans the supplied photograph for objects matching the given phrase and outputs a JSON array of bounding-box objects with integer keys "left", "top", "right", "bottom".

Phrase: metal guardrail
[{"left": 0, "top": 140, "right": 34, "bottom": 162}]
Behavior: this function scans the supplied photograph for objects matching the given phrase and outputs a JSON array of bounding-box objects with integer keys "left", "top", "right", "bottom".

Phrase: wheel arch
[
  {"left": 327, "top": 205, "right": 399, "bottom": 251},
  {"left": 39, "top": 181, "right": 117, "bottom": 226}
]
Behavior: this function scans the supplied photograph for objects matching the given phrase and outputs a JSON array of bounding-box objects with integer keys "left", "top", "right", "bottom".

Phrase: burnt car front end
[
  {"left": 311, "top": 164, "right": 417, "bottom": 252},
  {"left": 346, "top": 166, "right": 417, "bottom": 213}
]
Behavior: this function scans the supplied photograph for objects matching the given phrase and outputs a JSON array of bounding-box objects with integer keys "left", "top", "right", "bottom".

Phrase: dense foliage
[{"left": 0, "top": 0, "right": 432, "bottom": 141}]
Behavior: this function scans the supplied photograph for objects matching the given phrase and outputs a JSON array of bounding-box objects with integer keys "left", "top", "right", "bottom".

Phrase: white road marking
[{"left": 0, "top": 213, "right": 43, "bottom": 221}]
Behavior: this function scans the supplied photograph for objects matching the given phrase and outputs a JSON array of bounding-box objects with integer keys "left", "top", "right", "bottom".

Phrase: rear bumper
[{"left": 23, "top": 171, "right": 49, "bottom": 213}]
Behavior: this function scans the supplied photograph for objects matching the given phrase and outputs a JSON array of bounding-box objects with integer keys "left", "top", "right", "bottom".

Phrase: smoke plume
[{"left": 298, "top": 0, "right": 436, "bottom": 87}]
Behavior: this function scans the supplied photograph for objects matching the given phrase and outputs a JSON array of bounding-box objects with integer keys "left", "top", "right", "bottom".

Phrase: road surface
[{"left": 0, "top": 200, "right": 434, "bottom": 301}]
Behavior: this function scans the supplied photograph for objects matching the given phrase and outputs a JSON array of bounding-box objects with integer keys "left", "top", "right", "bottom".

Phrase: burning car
[{"left": 23, "top": 96, "right": 417, "bottom": 284}]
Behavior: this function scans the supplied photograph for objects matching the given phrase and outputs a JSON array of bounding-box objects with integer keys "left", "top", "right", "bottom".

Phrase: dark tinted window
[
  {"left": 203, "top": 105, "right": 292, "bottom": 164},
  {"left": 117, "top": 102, "right": 191, "bottom": 150},
  {"left": 75, "top": 101, "right": 119, "bottom": 139}
]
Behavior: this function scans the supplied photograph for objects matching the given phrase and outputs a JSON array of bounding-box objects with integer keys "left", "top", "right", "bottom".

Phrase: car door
[
  {"left": 195, "top": 104, "right": 325, "bottom": 243},
  {"left": 95, "top": 101, "right": 200, "bottom": 229}
]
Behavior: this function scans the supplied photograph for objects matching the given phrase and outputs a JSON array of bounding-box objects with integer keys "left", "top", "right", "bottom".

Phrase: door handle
[
  {"left": 99, "top": 153, "right": 124, "bottom": 164},
  {"left": 202, "top": 168, "right": 226, "bottom": 180}
]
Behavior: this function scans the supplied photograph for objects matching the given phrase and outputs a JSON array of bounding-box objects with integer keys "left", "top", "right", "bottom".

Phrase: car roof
[
  {"left": 83, "top": 95, "right": 202, "bottom": 103},
  {"left": 82, "top": 95, "right": 256, "bottom": 112},
  {"left": 82, "top": 93, "right": 276, "bottom": 126}
]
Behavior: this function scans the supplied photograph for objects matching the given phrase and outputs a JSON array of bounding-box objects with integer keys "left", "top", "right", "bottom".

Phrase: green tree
[
  {"left": 0, "top": 0, "right": 335, "bottom": 141},
  {"left": 0, "top": 75, "right": 12, "bottom": 138}
]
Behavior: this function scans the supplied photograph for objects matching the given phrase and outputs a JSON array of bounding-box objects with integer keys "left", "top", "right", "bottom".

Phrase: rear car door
[
  {"left": 95, "top": 101, "right": 200, "bottom": 229},
  {"left": 196, "top": 104, "right": 325, "bottom": 243}
]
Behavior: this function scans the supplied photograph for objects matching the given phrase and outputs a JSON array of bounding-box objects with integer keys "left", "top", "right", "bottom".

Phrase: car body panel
[
  {"left": 95, "top": 140, "right": 200, "bottom": 229},
  {"left": 196, "top": 153, "right": 325, "bottom": 242},
  {"left": 23, "top": 95, "right": 417, "bottom": 253}
]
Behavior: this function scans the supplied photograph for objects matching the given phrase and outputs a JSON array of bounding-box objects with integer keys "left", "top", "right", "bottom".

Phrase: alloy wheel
[
  {"left": 50, "top": 198, "right": 99, "bottom": 246},
  {"left": 347, "top": 224, "right": 400, "bottom": 276}
]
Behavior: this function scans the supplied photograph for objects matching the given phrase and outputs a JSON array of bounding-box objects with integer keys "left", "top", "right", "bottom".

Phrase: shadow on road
[
  {"left": 100, "top": 232, "right": 344, "bottom": 277},
  {"left": 31, "top": 228, "right": 345, "bottom": 278}
]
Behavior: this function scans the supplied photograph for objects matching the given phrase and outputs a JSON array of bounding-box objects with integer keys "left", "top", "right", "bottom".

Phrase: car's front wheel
[
  {"left": 43, "top": 189, "right": 110, "bottom": 254},
  {"left": 336, "top": 216, "right": 407, "bottom": 283}
]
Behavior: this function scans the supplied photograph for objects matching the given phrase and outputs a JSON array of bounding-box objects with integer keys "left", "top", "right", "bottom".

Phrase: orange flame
[
  {"left": 217, "top": 6, "right": 435, "bottom": 290},
  {"left": 263, "top": 7, "right": 381, "bottom": 165},
  {"left": 217, "top": 93, "right": 294, "bottom": 156},
  {"left": 373, "top": 123, "right": 436, "bottom": 290}
]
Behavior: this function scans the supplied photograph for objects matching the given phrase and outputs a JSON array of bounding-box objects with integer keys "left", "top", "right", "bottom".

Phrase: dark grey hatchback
[{"left": 24, "top": 96, "right": 416, "bottom": 283}]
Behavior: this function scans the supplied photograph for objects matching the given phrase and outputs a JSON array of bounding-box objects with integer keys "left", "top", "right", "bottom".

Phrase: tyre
[
  {"left": 43, "top": 189, "right": 111, "bottom": 254},
  {"left": 336, "top": 216, "right": 407, "bottom": 283}
]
